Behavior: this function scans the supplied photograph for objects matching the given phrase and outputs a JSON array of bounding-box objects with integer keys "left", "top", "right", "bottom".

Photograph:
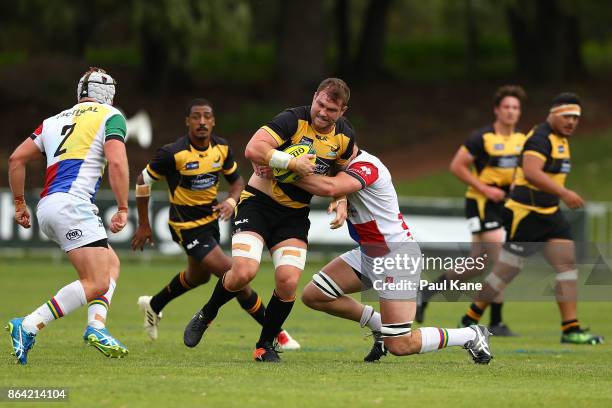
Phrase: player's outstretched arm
[
  {"left": 522, "top": 154, "right": 584, "bottom": 209},
  {"left": 104, "top": 139, "right": 129, "bottom": 233},
  {"left": 8, "top": 138, "right": 41, "bottom": 228}
]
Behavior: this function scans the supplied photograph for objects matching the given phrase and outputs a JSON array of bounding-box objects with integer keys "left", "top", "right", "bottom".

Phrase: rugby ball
[{"left": 273, "top": 143, "right": 317, "bottom": 183}]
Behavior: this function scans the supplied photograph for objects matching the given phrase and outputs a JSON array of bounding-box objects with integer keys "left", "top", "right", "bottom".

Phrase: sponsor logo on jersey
[
  {"left": 494, "top": 143, "right": 504, "bottom": 150},
  {"left": 558, "top": 145, "right": 565, "bottom": 153},
  {"left": 315, "top": 135, "right": 328, "bottom": 141},
  {"left": 497, "top": 156, "right": 519, "bottom": 168},
  {"left": 57, "top": 106, "right": 99, "bottom": 118},
  {"left": 65, "top": 229, "right": 83, "bottom": 240},
  {"left": 212, "top": 162, "right": 222, "bottom": 168},
  {"left": 299, "top": 136, "right": 314, "bottom": 145},
  {"left": 330, "top": 144, "right": 340, "bottom": 152},
  {"left": 327, "top": 152, "right": 337, "bottom": 158},
  {"left": 191, "top": 174, "right": 217, "bottom": 190},
  {"left": 560, "top": 160, "right": 571, "bottom": 173},
  {"left": 185, "top": 161, "right": 199, "bottom": 170},
  {"left": 359, "top": 165, "right": 372, "bottom": 176}
]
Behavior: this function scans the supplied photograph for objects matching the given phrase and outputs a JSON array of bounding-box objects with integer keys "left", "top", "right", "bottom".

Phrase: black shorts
[
  {"left": 502, "top": 206, "right": 572, "bottom": 256},
  {"left": 170, "top": 221, "right": 220, "bottom": 262},
  {"left": 465, "top": 197, "right": 504, "bottom": 233},
  {"left": 232, "top": 186, "right": 310, "bottom": 249}
]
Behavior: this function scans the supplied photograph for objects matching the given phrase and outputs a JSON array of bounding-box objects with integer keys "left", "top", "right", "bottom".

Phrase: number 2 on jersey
[{"left": 54, "top": 124, "right": 76, "bottom": 157}]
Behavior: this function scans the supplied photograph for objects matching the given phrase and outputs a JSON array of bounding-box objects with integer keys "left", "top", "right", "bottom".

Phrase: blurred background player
[
  {"left": 183, "top": 78, "right": 354, "bottom": 362},
  {"left": 298, "top": 145, "right": 493, "bottom": 364},
  {"left": 458, "top": 92, "right": 604, "bottom": 345},
  {"left": 7, "top": 67, "right": 129, "bottom": 364},
  {"left": 417, "top": 85, "right": 527, "bottom": 336},
  {"left": 131, "top": 98, "right": 299, "bottom": 350}
]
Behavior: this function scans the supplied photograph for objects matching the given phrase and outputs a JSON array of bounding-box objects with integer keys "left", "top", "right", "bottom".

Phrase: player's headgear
[
  {"left": 77, "top": 67, "right": 116, "bottom": 105},
  {"left": 550, "top": 92, "right": 581, "bottom": 116}
]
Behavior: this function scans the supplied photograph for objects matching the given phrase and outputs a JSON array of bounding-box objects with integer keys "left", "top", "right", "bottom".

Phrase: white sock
[
  {"left": 87, "top": 279, "right": 116, "bottom": 329},
  {"left": 367, "top": 312, "right": 382, "bottom": 331},
  {"left": 360, "top": 305, "right": 382, "bottom": 331},
  {"left": 22, "top": 280, "right": 87, "bottom": 334},
  {"left": 419, "top": 327, "right": 477, "bottom": 353}
]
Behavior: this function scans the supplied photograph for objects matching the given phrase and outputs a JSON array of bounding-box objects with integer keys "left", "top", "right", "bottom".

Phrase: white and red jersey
[{"left": 343, "top": 150, "right": 413, "bottom": 250}]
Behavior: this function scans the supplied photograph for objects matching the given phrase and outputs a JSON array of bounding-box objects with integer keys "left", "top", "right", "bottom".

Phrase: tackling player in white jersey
[
  {"left": 296, "top": 147, "right": 493, "bottom": 363},
  {"left": 6, "top": 67, "right": 130, "bottom": 364}
]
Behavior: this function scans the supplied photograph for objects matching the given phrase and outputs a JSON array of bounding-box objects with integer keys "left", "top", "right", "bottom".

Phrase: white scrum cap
[{"left": 77, "top": 67, "right": 116, "bottom": 105}]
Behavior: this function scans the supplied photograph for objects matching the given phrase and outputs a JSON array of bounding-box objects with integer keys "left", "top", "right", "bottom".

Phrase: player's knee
[
  {"left": 275, "top": 274, "right": 300, "bottom": 298},
  {"left": 200, "top": 272, "right": 212, "bottom": 285},
  {"left": 301, "top": 283, "right": 330, "bottom": 310},
  {"left": 187, "top": 269, "right": 211, "bottom": 286},
  {"left": 384, "top": 337, "right": 419, "bottom": 356},
  {"left": 85, "top": 276, "right": 109, "bottom": 298},
  {"left": 227, "top": 261, "right": 257, "bottom": 289},
  {"left": 382, "top": 322, "right": 416, "bottom": 356}
]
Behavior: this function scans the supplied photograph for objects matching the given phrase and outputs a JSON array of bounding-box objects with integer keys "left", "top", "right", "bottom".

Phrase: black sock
[
  {"left": 149, "top": 271, "right": 193, "bottom": 314},
  {"left": 462, "top": 303, "right": 484, "bottom": 326},
  {"left": 257, "top": 291, "right": 295, "bottom": 347},
  {"left": 490, "top": 302, "right": 503, "bottom": 326},
  {"left": 201, "top": 275, "right": 239, "bottom": 321},
  {"left": 562, "top": 319, "right": 581, "bottom": 334},
  {"left": 422, "top": 273, "right": 448, "bottom": 303},
  {"left": 237, "top": 290, "right": 267, "bottom": 327}
]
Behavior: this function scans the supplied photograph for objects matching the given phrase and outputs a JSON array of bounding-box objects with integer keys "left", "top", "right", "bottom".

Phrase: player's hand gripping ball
[{"left": 273, "top": 143, "right": 317, "bottom": 183}]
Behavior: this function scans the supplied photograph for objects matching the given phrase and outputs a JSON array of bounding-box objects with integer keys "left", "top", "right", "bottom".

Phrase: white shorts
[
  {"left": 37, "top": 193, "right": 107, "bottom": 252},
  {"left": 340, "top": 241, "right": 422, "bottom": 300}
]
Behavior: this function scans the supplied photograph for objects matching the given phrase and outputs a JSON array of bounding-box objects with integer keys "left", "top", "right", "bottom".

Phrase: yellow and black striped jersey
[
  {"left": 508, "top": 122, "right": 571, "bottom": 213},
  {"left": 145, "top": 134, "right": 240, "bottom": 231},
  {"left": 261, "top": 106, "right": 355, "bottom": 208},
  {"left": 462, "top": 125, "right": 526, "bottom": 200}
]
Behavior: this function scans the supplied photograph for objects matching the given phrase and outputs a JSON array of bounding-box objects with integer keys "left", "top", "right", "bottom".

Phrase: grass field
[{"left": 2, "top": 259, "right": 612, "bottom": 408}]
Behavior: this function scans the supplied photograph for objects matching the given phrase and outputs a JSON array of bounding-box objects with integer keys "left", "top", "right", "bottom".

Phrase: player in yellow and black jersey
[
  {"left": 460, "top": 92, "right": 603, "bottom": 345},
  {"left": 185, "top": 78, "right": 355, "bottom": 362},
  {"left": 130, "top": 98, "right": 300, "bottom": 349},
  {"left": 418, "top": 85, "right": 527, "bottom": 336}
]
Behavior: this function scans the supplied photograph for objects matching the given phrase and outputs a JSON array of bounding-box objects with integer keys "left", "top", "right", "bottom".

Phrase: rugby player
[
  {"left": 131, "top": 99, "right": 299, "bottom": 350},
  {"left": 7, "top": 67, "right": 129, "bottom": 364},
  {"left": 297, "top": 146, "right": 493, "bottom": 364},
  {"left": 459, "top": 93, "right": 604, "bottom": 345},
  {"left": 417, "top": 85, "right": 527, "bottom": 337},
  {"left": 183, "top": 78, "right": 355, "bottom": 362}
]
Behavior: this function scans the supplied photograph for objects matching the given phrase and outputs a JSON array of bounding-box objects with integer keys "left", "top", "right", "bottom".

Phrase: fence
[{"left": 1, "top": 189, "right": 605, "bottom": 257}]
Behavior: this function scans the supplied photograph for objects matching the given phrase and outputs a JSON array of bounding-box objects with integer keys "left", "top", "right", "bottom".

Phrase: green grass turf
[
  {"left": 1, "top": 259, "right": 611, "bottom": 407},
  {"left": 395, "top": 128, "right": 612, "bottom": 202}
]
